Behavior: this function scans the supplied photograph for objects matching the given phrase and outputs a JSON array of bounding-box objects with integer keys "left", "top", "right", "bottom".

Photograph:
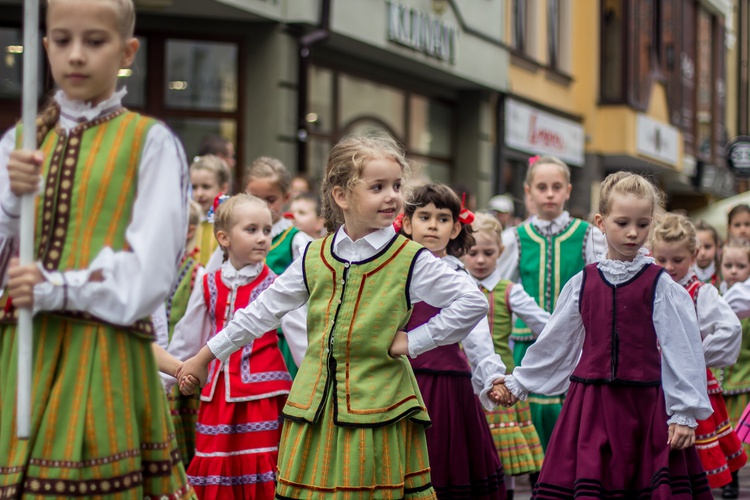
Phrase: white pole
[{"left": 17, "top": 0, "right": 40, "bottom": 440}]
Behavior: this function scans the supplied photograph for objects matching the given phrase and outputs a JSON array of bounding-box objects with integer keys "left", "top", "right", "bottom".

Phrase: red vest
[
  {"left": 571, "top": 263, "right": 663, "bottom": 385},
  {"left": 201, "top": 265, "right": 292, "bottom": 402}
]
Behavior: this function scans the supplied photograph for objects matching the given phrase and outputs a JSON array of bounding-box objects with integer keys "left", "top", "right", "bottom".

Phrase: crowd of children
[{"left": 5, "top": 1, "right": 750, "bottom": 499}]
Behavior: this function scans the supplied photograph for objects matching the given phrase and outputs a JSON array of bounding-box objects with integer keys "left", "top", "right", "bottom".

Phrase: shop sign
[
  {"left": 727, "top": 136, "right": 750, "bottom": 178},
  {"left": 636, "top": 114, "right": 679, "bottom": 167},
  {"left": 505, "top": 98, "right": 584, "bottom": 166},
  {"left": 386, "top": 1, "right": 459, "bottom": 63}
]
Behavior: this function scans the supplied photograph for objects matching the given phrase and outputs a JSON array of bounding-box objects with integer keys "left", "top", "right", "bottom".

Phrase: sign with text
[
  {"left": 727, "top": 136, "right": 750, "bottom": 178},
  {"left": 386, "top": 1, "right": 458, "bottom": 63},
  {"left": 636, "top": 114, "right": 680, "bottom": 167},
  {"left": 505, "top": 98, "right": 584, "bottom": 166}
]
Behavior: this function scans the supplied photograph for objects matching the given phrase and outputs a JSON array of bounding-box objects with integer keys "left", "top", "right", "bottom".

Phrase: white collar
[
  {"left": 596, "top": 247, "right": 654, "bottom": 280},
  {"left": 441, "top": 255, "right": 465, "bottom": 272},
  {"left": 220, "top": 260, "right": 264, "bottom": 281},
  {"left": 677, "top": 270, "right": 696, "bottom": 286},
  {"left": 694, "top": 261, "right": 716, "bottom": 282},
  {"left": 530, "top": 211, "right": 571, "bottom": 234},
  {"left": 475, "top": 266, "right": 503, "bottom": 292},
  {"left": 333, "top": 225, "right": 396, "bottom": 256},
  {"left": 272, "top": 217, "right": 293, "bottom": 239},
  {"left": 55, "top": 87, "right": 126, "bottom": 126}
]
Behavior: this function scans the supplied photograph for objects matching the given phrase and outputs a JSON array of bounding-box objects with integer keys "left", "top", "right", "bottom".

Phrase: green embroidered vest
[
  {"left": 195, "top": 220, "right": 218, "bottom": 267},
  {"left": 714, "top": 317, "right": 750, "bottom": 395},
  {"left": 0, "top": 110, "right": 158, "bottom": 339},
  {"left": 283, "top": 233, "right": 430, "bottom": 427},
  {"left": 266, "top": 225, "right": 300, "bottom": 275},
  {"left": 166, "top": 255, "right": 201, "bottom": 341},
  {"left": 511, "top": 218, "right": 589, "bottom": 341},
  {"left": 482, "top": 280, "right": 514, "bottom": 372}
]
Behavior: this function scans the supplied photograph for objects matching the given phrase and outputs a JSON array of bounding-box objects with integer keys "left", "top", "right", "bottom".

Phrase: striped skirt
[
  {"left": 168, "top": 386, "right": 201, "bottom": 468},
  {"left": 485, "top": 400, "right": 544, "bottom": 476},
  {"left": 0, "top": 315, "right": 194, "bottom": 499},
  {"left": 275, "top": 396, "right": 436, "bottom": 499}
]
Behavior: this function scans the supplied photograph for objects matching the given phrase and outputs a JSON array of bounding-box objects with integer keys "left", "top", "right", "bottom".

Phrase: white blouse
[
  {"left": 679, "top": 270, "right": 741, "bottom": 368},
  {"left": 496, "top": 211, "right": 606, "bottom": 282},
  {"left": 207, "top": 224, "right": 489, "bottom": 364},
  {"left": 475, "top": 266, "right": 551, "bottom": 337},
  {"left": 440, "top": 255, "right": 506, "bottom": 410},
  {"left": 694, "top": 261, "right": 717, "bottom": 283},
  {"left": 721, "top": 276, "right": 750, "bottom": 320},
  {"left": 0, "top": 88, "right": 189, "bottom": 325},
  {"left": 504, "top": 249, "right": 712, "bottom": 428}
]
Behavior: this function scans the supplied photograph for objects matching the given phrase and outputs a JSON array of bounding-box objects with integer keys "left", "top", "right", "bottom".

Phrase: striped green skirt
[
  {"left": 275, "top": 395, "right": 436, "bottom": 499},
  {"left": 514, "top": 340, "right": 563, "bottom": 453},
  {"left": 167, "top": 386, "right": 201, "bottom": 468},
  {"left": 0, "top": 315, "right": 195, "bottom": 499},
  {"left": 485, "top": 400, "right": 544, "bottom": 475}
]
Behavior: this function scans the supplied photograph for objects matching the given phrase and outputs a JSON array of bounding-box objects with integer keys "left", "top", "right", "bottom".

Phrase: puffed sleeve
[
  {"left": 696, "top": 283, "right": 742, "bottom": 368},
  {"left": 461, "top": 316, "right": 506, "bottom": 410},
  {"left": 505, "top": 273, "right": 585, "bottom": 399},
  {"left": 653, "top": 274, "right": 713, "bottom": 426},
  {"left": 585, "top": 225, "right": 606, "bottom": 265},
  {"left": 722, "top": 277, "right": 750, "bottom": 319},
  {"left": 496, "top": 228, "right": 520, "bottom": 282},
  {"left": 0, "top": 128, "right": 19, "bottom": 287},
  {"left": 507, "top": 283, "right": 550, "bottom": 336}
]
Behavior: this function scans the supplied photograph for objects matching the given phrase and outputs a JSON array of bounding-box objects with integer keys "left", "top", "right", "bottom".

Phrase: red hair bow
[
  {"left": 393, "top": 212, "right": 405, "bottom": 232},
  {"left": 459, "top": 193, "right": 475, "bottom": 225},
  {"left": 528, "top": 155, "right": 541, "bottom": 166}
]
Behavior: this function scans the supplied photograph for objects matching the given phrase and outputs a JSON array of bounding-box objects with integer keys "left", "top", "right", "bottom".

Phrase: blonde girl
[
  {"left": 495, "top": 155, "right": 605, "bottom": 453},
  {"left": 178, "top": 134, "right": 489, "bottom": 499},
  {"left": 649, "top": 214, "right": 745, "bottom": 491},
  {"left": 0, "top": 0, "right": 194, "bottom": 496},
  {"left": 464, "top": 213, "right": 550, "bottom": 496},
  {"left": 500, "top": 172, "right": 712, "bottom": 499},
  {"left": 190, "top": 154, "right": 231, "bottom": 266}
]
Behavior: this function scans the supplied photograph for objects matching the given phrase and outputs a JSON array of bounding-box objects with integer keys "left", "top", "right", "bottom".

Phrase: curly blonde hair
[
  {"left": 648, "top": 213, "right": 698, "bottom": 255},
  {"left": 598, "top": 171, "right": 664, "bottom": 216}
]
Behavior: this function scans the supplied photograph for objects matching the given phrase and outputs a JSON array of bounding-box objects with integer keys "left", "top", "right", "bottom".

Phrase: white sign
[
  {"left": 386, "top": 1, "right": 459, "bottom": 63},
  {"left": 636, "top": 114, "right": 680, "bottom": 167},
  {"left": 505, "top": 99, "right": 585, "bottom": 166}
]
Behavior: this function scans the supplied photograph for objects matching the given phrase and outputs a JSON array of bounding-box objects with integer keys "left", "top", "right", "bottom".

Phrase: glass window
[
  {"left": 409, "top": 95, "right": 453, "bottom": 158},
  {"left": 339, "top": 73, "right": 405, "bottom": 138},
  {"left": 120, "top": 38, "right": 147, "bottom": 108},
  {"left": 0, "top": 28, "right": 43, "bottom": 99},
  {"left": 307, "top": 136, "right": 331, "bottom": 184},
  {"left": 412, "top": 157, "right": 451, "bottom": 184},
  {"left": 696, "top": 9, "right": 713, "bottom": 159},
  {"left": 308, "top": 66, "right": 334, "bottom": 134},
  {"left": 512, "top": 0, "right": 527, "bottom": 52},
  {"left": 165, "top": 39, "right": 238, "bottom": 112},
  {"left": 548, "top": 0, "right": 560, "bottom": 68},
  {"left": 600, "top": 0, "right": 624, "bottom": 102},
  {"left": 166, "top": 117, "right": 237, "bottom": 169}
]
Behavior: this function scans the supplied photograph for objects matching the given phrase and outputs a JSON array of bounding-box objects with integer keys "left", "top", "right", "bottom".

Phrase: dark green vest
[
  {"left": 266, "top": 225, "right": 300, "bottom": 275},
  {"left": 283, "top": 233, "right": 430, "bottom": 427}
]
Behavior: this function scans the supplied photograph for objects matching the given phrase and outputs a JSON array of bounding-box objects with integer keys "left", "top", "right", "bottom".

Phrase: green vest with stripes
[
  {"left": 511, "top": 218, "right": 589, "bottom": 341},
  {"left": 266, "top": 225, "right": 300, "bottom": 275},
  {"left": 481, "top": 280, "right": 515, "bottom": 372},
  {"left": 283, "top": 233, "right": 430, "bottom": 427}
]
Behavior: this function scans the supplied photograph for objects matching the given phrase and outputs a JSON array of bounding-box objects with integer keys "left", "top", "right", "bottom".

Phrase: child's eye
[
  {"left": 87, "top": 39, "right": 104, "bottom": 47},
  {"left": 419, "top": 215, "right": 428, "bottom": 221},
  {"left": 616, "top": 222, "right": 627, "bottom": 227},
  {"left": 440, "top": 217, "right": 450, "bottom": 223},
  {"left": 371, "top": 184, "right": 382, "bottom": 192},
  {"left": 394, "top": 182, "right": 401, "bottom": 192},
  {"left": 638, "top": 223, "right": 649, "bottom": 228},
  {"left": 52, "top": 38, "right": 69, "bottom": 46},
  {"left": 264, "top": 228, "right": 272, "bottom": 235}
]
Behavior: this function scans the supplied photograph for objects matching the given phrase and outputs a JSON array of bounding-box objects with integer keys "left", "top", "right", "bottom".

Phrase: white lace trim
[
  {"left": 220, "top": 260, "right": 263, "bottom": 286},
  {"left": 504, "top": 375, "right": 528, "bottom": 401},
  {"left": 677, "top": 271, "right": 695, "bottom": 286},
  {"left": 530, "top": 211, "right": 571, "bottom": 235},
  {"left": 666, "top": 414, "right": 698, "bottom": 429},
  {"left": 694, "top": 261, "right": 716, "bottom": 282},
  {"left": 596, "top": 247, "right": 654, "bottom": 280},
  {"left": 54, "top": 87, "right": 127, "bottom": 122}
]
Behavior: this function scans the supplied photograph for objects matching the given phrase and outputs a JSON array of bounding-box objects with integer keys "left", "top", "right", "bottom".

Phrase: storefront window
[
  {"left": 165, "top": 39, "right": 238, "bottom": 112},
  {"left": 167, "top": 117, "right": 237, "bottom": 165},
  {"left": 696, "top": 9, "right": 713, "bottom": 159},
  {"left": 0, "top": 28, "right": 44, "bottom": 99},
  {"left": 339, "top": 73, "right": 405, "bottom": 138},
  {"left": 120, "top": 38, "right": 147, "bottom": 108},
  {"left": 600, "top": 0, "right": 624, "bottom": 102},
  {"left": 409, "top": 95, "right": 452, "bottom": 158}
]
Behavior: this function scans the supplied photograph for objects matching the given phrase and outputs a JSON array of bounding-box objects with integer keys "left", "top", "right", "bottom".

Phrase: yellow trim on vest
[
  {"left": 270, "top": 225, "right": 295, "bottom": 253},
  {"left": 520, "top": 225, "right": 547, "bottom": 310}
]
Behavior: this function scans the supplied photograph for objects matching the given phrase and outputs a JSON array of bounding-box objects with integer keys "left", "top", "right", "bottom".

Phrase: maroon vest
[
  {"left": 571, "top": 263, "right": 664, "bottom": 385},
  {"left": 406, "top": 302, "right": 471, "bottom": 375}
]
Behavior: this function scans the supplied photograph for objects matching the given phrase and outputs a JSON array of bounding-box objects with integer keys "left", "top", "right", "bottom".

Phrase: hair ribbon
[
  {"left": 528, "top": 155, "right": 541, "bottom": 166},
  {"left": 459, "top": 193, "right": 475, "bottom": 225},
  {"left": 392, "top": 212, "right": 405, "bottom": 232},
  {"left": 206, "top": 193, "right": 230, "bottom": 223}
]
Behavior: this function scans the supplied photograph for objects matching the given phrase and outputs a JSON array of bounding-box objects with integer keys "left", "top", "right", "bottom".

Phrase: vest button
[{"left": 344, "top": 262, "right": 351, "bottom": 268}]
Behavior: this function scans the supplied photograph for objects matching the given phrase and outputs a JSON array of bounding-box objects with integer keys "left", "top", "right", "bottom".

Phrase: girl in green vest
[
  {"left": 495, "top": 155, "right": 605, "bottom": 454},
  {"left": 465, "top": 213, "right": 550, "bottom": 499},
  {"left": 190, "top": 154, "right": 231, "bottom": 266},
  {"left": 0, "top": 0, "right": 195, "bottom": 497},
  {"left": 178, "top": 134, "right": 490, "bottom": 499},
  {"left": 243, "top": 156, "right": 311, "bottom": 378}
]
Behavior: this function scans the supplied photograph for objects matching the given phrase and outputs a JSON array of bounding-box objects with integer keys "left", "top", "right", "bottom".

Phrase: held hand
[
  {"left": 179, "top": 374, "right": 201, "bottom": 396},
  {"left": 667, "top": 424, "right": 695, "bottom": 450},
  {"left": 489, "top": 378, "right": 517, "bottom": 407},
  {"left": 7, "top": 258, "right": 44, "bottom": 309},
  {"left": 7, "top": 149, "right": 44, "bottom": 196},
  {"left": 176, "top": 345, "right": 214, "bottom": 395},
  {"left": 388, "top": 330, "right": 409, "bottom": 358}
]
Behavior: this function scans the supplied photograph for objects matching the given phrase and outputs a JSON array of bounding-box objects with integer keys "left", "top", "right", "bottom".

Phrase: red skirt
[
  {"left": 695, "top": 369, "right": 747, "bottom": 488},
  {"left": 532, "top": 382, "right": 712, "bottom": 500},
  {"left": 187, "top": 372, "right": 287, "bottom": 500}
]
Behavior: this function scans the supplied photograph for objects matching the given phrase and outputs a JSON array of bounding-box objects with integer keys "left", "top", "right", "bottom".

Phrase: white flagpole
[{"left": 17, "top": 0, "right": 40, "bottom": 440}]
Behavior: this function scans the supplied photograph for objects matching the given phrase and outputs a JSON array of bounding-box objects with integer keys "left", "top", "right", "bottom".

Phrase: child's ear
[
  {"left": 331, "top": 186, "right": 349, "bottom": 211},
  {"left": 594, "top": 214, "right": 605, "bottom": 234},
  {"left": 401, "top": 215, "right": 413, "bottom": 236},
  {"left": 121, "top": 37, "right": 140, "bottom": 69},
  {"left": 450, "top": 220, "right": 461, "bottom": 240},
  {"left": 215, "top": 229, "right": 230, "bottom": 249}
]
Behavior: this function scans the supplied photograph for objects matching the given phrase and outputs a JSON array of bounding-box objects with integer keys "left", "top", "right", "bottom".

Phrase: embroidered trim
[
  {"left": 188, "top": 471, "right": 276, "bottom": 486},
  {"left": 195, "top": 420, "right": 280, "bottom": 435},
  {"left": 241, "top": 370, "right": 292, "bottom": 385},
  {"left": 193, "top": 446, "right": 278, "bottom": 458}
]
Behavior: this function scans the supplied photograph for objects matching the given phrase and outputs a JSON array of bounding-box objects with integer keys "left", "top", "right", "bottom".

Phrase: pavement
[{"left": 512, "top": 466, "right": 750, "bottom": 499}]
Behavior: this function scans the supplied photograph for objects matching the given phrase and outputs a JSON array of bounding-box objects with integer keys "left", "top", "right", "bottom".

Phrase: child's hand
[
  {"left": 179, "top": 374, "right": 201, "bottom": 396},
  {"left": 176, "top": 345, "right": 215, "bottom": 394},
  {"left": 7, "top": 149, "right": 44, "bottom": 196},
  {"left": 489, "top": 378, "right": 517, "bottom": 407},
  {"left": 388, "top": 330, "right": 409, "bottom": 358},
  {"left": 7, "top": 258, "right": 44, "bottom": 308},
  {"left": 667, "top": 424, "right": 695, "bottom": 450}
]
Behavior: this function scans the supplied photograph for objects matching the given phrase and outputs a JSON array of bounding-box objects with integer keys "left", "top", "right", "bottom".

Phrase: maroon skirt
[
  {"left": 415, "top": 369, "right": 506, "bottom": 500},
  {"left": 532, "top": 382, "right": 711, "bottom": 500}
]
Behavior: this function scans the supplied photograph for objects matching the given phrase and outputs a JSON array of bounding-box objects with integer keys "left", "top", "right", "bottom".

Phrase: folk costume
[
  {"left": 496, "top": 211, "right": 604, "bottom": 451},
  {"left": 0, "top": 89, "right": 194, "bottom": 499},
  {"left": 194, "top": 220, "right": 219, "bottom": 267},
  {"left": 681, "top": 272, "right": 746, "bottom": 488},
  {"left": 505, "top": 250, "right": 713, "bottom": 500},
  {"left": 694, "top": 261, "right": 721, "bottom": 288},
  {"left": 206, "top": 225, "right": 489, "bottom": 499},
  {"left": 407, "top": 255, "right": 506, "bottom": 500},
  {"left": 474, "top": 267, "right": 550, "bottom": 477},
  {"left": 167, "top": 260, "right": 292, "bottom": 499}
]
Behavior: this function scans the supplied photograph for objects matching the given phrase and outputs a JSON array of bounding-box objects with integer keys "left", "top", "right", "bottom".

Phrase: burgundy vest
[
  {"left": 406, "top": 302, "right": 471, "bottom": 375},
  {"left": 571, "top": 263, "right": 664, "bottom": 385}
]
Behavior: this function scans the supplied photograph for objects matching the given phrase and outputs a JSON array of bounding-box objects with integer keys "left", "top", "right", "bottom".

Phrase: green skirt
[
  {"left": 0, "top": 315, "right": 195, "bottom": 499},
  {"left": 167, "top": 386, "right": 201, "bottom": 468},
  {"left": 513, "top": 339, "right": 563, "bottom": 453},
  {"left": 275, "top": 395, "right": 436, "bottom": 499},
  {"left": 485, "top": 400, "right": 544, "bottom": 475}
]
